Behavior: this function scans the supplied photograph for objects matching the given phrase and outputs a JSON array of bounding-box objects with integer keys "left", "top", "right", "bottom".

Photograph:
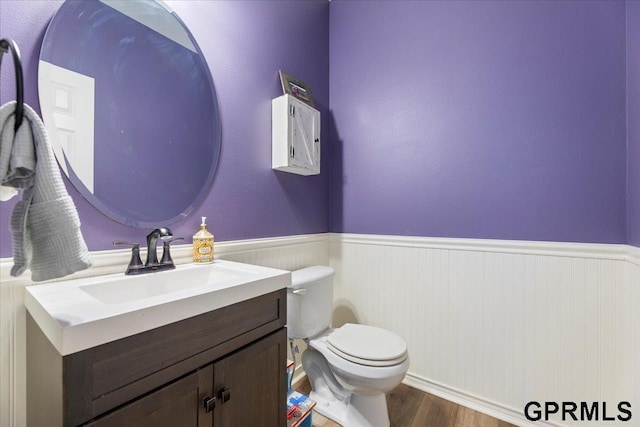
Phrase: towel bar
[{"left": 0, "top": 38, "right": 25, "bottom": 131}]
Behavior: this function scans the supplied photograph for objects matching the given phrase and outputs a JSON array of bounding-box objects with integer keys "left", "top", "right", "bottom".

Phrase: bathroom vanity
[{"left": 24, "top": 261, "right": 290, "bottom": 426}]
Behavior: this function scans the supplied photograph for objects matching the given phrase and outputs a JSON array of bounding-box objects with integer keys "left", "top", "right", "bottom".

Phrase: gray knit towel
[{"left": 0, "top": 101, "right": 92, "bottom": 282}]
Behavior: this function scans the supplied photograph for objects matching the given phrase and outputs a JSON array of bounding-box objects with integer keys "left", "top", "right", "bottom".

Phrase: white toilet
[{"left": 288, "top": 266, "right": 409, "bottom": 427}]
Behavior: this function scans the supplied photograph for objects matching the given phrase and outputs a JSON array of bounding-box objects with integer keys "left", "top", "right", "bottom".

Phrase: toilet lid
[{"left": 327, "top": 324, "right": 407, "bottom": 367}]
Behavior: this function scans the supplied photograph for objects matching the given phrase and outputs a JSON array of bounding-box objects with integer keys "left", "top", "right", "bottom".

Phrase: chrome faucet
[{"left": 113, "top": 227, "right": 182, "bottom": 275}]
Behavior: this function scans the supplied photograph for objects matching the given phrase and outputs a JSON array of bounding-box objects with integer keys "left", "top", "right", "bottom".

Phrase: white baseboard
[
  {"left": 291, "top": 371, "right": 309, "bottom": 389},
  {"left": 403, "top": 372, "right": 561, "bottom": 427}
]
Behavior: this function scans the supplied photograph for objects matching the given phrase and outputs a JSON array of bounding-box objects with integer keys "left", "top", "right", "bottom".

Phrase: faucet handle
[
  {"left": 163, "top": 237, "right": 184, "bottom": 245},
  {"left": 160, "top": 237, "right": 184, "bottom": 266},
  {"left": 113, "top": 240, "right": 138, "bottom": 246},
  {"left": 113, "top": 241, "right": 144, "bottom": 274}
]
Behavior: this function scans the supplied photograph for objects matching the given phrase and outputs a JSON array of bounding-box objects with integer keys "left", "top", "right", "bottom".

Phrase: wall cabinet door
[
  {"left": 289, "top": 97, "right": 320, "bottom": 172},
  {"left": 85, "top": 366, "right": 213, "bottom": 427},
  {"left": 272, "top": 94, "right": 321, "bottom": 176},
  {"left": 213, "top": 328, "right": 287, "bottom": 427}
]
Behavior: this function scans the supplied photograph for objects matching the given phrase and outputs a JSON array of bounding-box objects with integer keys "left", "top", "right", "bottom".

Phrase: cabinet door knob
[
  {"left": 203, "top": 395, "right": 216, "bottom": 413},
  {"left": 219, "top": 387, "right": 231, "bottom": 403}
]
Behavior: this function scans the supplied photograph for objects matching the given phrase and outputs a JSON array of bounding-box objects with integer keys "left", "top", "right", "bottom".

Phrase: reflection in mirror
[{"left": 39, "top": 0, "right": 221, "bottom": 228}]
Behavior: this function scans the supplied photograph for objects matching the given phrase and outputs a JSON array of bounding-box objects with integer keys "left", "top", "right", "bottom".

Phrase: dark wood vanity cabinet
[
  {"left": 85, "top": 365, "right": 213, "bottom": 427},
  {"left": 27, "top": 289, "right": 287, "bottom": 427}
]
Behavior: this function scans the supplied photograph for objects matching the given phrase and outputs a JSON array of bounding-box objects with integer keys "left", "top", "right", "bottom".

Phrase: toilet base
[{"left": 310, "top": 389, "right": 390, "bottom": 427}]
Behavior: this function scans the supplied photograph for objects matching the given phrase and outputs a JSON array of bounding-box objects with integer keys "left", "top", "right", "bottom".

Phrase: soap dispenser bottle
[{"left": 193, "top": 216, "right": 214, "bottom": 264}]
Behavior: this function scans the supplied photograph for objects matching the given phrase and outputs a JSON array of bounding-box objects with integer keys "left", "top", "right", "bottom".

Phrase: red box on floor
[{"left": 287, "top": 390, "right": 315, "bottom": 427}]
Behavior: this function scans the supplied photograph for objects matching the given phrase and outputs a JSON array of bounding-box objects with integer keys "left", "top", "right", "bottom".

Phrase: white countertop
[{"left": 24, "top": 260, "right": 291, "bottom": 355}]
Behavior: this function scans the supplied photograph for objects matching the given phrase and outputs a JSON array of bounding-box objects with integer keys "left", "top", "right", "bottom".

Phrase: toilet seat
[
  {"left": 327, "top": 324, "right": 407, "bottom": 367},
  {"left": 308, "top": 330, "right": 410, "bottom": 383}
]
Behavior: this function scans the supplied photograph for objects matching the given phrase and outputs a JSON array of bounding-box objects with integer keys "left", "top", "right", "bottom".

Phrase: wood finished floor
[{"left": 293, "top": 377, "right": 516, "bottom": 427}]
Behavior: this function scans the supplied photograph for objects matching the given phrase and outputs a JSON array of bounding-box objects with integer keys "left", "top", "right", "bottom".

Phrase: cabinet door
[
  {"left": 85, "top": 365, "right": 213, "bottom": 427},
  {"left": 289, "top": 97, "right": 320, "bottom": 173},
  {"left": 213, "top": 329, "right": 286, "bottom": 427}
]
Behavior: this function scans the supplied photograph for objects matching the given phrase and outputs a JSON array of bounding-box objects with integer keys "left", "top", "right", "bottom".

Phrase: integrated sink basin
[
  {"left": 24, "top": 260, "right": 291, "bottom": 355},
  {"left": 79, "top": 264, "right": 239, "bottom": 305}
]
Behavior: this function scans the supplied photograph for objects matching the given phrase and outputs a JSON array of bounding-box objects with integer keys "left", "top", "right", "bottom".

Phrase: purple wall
[
  {"left": 1, "top": 0, "right": 635, "bottom": 260},
  {"left": 0, "top": 0, "right": 330, "bottom": 258},
  {"left": 628, "top": 0, "right": 640, "bottom": 248},
  {"left": 329, "top": 0, "right": 627, "bottom": 243}
]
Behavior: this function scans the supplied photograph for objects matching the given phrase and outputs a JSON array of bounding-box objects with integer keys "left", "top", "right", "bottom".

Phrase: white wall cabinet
[{"left": 272, "top": 94, "right": 320, "bottom": 176}]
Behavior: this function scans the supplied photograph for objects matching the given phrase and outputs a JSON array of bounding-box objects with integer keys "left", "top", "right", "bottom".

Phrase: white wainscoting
[
  {"left": 3, "top": 232, "right": 637, "bottom": 427},
  {"left": 0, "top": 233, "right": 329, "bottom": 427},
  {"left": 329, "top": 234, "right": 639, "bottom": 427}
]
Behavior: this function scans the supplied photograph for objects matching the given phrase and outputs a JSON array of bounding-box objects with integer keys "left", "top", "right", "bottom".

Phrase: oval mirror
[{"left": 38, "top": 0, "right": 221, "bottom": 228}]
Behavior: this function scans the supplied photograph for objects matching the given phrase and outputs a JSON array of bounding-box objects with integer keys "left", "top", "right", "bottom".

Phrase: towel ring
[{"left": 0, "top": 38, "right": 25, "bottom": 131}]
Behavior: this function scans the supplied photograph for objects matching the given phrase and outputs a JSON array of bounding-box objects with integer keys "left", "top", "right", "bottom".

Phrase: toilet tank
[{"left": 287, "top": 266, "right": 335, "bottom": 339}]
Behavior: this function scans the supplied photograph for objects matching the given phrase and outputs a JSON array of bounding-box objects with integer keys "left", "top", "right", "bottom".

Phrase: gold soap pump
[{"left": 193, "top": 216, "right": 214, "bottom": 264}]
